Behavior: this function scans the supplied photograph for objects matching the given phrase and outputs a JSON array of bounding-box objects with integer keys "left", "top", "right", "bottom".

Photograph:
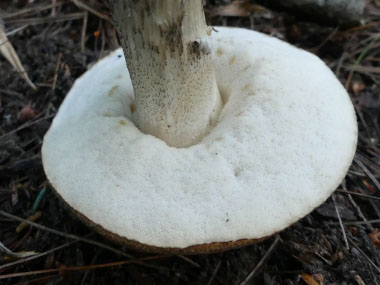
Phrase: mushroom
[{"left": 42, "top": 0, "right": 357, "bottom": 254}]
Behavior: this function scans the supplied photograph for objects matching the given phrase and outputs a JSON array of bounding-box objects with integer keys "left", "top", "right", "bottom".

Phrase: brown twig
[
  {"left": 3, "top": 2, "right": 65, "bottom": 19},
  {"left": 207, "top": 259, "right": 222, "bottom": 285},
  {"left": 80, "top": 248, "right": 101, "bottom": 285},
  {"left": 341, "top": 181, "right": 374, "bottom": 231},
  {"left": 345, "top": 34, "right": 380, "bottom": 90},
  {"left": 313, "top": 26, "right": 339, "bottom": 52},
  {"left": 81, "top": 11, "right": 88, "bottom": 52},
  {"left": 51, "top": 0, "right": 57, "bottom": 16},
  {"left": 328, "top": 219, "right": 380, "bottom": 226},
  {"left": 332, "top": 194, "right": 350, "bottom": 250},
  {"left": 71, "top": 0, "right": 111, "bottom": 22},
  {"left": 0, "top": 210, "right": 134, "bottom": 259},
  {"left": 177, "top": 255, "right": 200, "bottom": 268},
  {"left": 240, "top": 235, "right": 280, "bottom": 285},
  {"left": 0, "top": 255, "right": 167, "bottom": 280},
  {"left": 13, "top": 274, "right": 61, "bottom": 285},
  {"left": 336, "top": 189, "right": 380, "bottom": 200},
  {"left": 355, "top": 158, "right": 380, "bottom": 193},
  {"left": 0, "top": 114, "right": 55, "bottom": 141},
  {"left": 5, "top": 13, "right": 85, "bottom": 26},
  {"left": 52, "top": 53, "right": 62, "bottom": 90},
  {"left": 348, "top": 237, "right": 380, "bottom": 275}
]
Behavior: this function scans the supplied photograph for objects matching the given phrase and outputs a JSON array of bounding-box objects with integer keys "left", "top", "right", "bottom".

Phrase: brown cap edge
[{"left": 49, "top": 183, "right": 269, "bottom": 254}]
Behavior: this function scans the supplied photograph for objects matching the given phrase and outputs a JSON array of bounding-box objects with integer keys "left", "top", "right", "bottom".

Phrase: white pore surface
[{"left": 42, "top": 27, "right": 357, "bottom": 248}]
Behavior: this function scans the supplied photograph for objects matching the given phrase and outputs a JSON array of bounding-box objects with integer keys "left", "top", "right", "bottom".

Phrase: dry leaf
[
  {"left": 301, "top": 273, "right": 321, "bottom": 285},
  {"left": 0, "top": 23, "right": 36, "bottom": 89},
  {"left": 362, "top": 179, "right": 375, "bottom": 194},
  {"left": 351, "top": 76, "right": 366, "bottom": 96},
  {"left": 368, "top": 229, "right": 380, "bottom": 248},
  {"left": 212, "top": 1, "right": 267, "bottom": 17},
  {"left": 354, "top": 274, "right": 366, "bottom": 285},
  {"left": 3, "top": 251, "right": 38, "bottom": 260}
]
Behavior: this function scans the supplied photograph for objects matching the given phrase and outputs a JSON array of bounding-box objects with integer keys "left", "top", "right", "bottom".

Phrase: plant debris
[
  {"left": 0, "top": 0, "right": 379, "bottom": 284},
  {"left": 0, "top": 22, "right": 36, "bottom": 89}
]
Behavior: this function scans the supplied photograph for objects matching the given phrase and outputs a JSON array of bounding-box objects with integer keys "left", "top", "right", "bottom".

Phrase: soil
[{"left": 1, "top": 1, "right": 380, "bottom": 284}]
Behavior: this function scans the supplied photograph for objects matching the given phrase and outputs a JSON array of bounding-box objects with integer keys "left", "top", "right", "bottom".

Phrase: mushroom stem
[{"left": 111, "top": 0, "right": 222, "bottom": 147}]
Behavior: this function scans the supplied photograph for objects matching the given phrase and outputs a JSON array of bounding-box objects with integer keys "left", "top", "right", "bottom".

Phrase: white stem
[{"left": 111, "top": 0, "right": 222, "bottom": 147}]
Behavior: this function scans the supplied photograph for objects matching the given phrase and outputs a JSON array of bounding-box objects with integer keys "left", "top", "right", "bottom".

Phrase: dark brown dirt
[{"left": 1, "top": 1, "right": 380, "bottom": 284}]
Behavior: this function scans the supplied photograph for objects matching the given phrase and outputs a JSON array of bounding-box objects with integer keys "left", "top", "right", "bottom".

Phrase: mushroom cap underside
[{"left": 42, "top": 27, "right": 358, "bottom": 253}]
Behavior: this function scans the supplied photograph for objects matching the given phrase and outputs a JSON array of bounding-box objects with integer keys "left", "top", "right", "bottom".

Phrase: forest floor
[{"left": 0, "top": 1, "right": 380, "bottom": 284}]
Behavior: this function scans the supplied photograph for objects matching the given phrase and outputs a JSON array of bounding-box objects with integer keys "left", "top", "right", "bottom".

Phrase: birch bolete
[
  {"left": 111, "top": 0, "right": 222, "bottom": 147},
  {"left": 42, "top": 0, "right": 358, "bottom": 254}
]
